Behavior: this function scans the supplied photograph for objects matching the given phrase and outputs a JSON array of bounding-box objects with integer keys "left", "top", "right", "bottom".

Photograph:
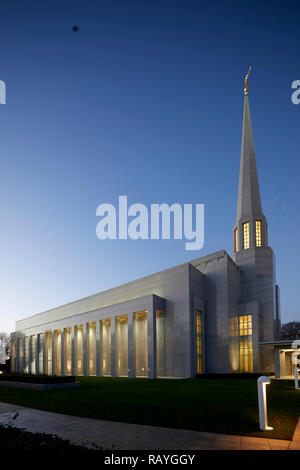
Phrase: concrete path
[{"left": 0, "top": 402, "right": 298, "bottom": 450}]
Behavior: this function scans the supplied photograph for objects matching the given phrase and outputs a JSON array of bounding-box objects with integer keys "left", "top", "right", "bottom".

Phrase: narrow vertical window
[
  {"left": 75, "top": 325, "right": 83, "bottom": 375},
  {"left": 100, "top": 319, "right": 111, "bottom": 376},
  {"left": 38, "top": 334, "right": 44, "bottom": 374},
  {"left": 64, "top": 328, "right": 72, "bottom": 375},
  {"left": 116, "top": 315, "right": 128, "bottom": 377},
  {"left": 243, "top": 222, "right": 249, "bottom": 249},
  {"left": 256, "top": 221, "right": 261, "bottom": 247},
  {"left": 87, "top": 322, "right": 96, "bottom": 376},
  {"left": 54, "top": 330, "right": 61, "bottom": 375},
  {"left": 196, "top": 310, "right": 203, "bottom": 374},
  {"left": 46, "top": 332, "right": 52, "bottom": 375},
  {"left": 234, "top": 228, "right": 238, "bottom": 253}
]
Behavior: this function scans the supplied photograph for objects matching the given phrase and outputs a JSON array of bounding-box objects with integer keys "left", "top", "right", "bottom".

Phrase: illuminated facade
[{"left": 11, "top": 93, "right": 280, "bottom": 377}]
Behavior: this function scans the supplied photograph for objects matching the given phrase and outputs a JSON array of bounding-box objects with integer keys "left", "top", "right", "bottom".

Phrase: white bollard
[
  {"left": 294, "top": 367, "right": 300, "bottom": 390},
  {"left": 257, "top": 376, "right": 273, "bottom": 431}
]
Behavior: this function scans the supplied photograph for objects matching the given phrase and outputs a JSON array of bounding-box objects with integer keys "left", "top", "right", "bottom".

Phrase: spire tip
[{"left": 244, "top": 66, "right": 252, "bottom": 96}]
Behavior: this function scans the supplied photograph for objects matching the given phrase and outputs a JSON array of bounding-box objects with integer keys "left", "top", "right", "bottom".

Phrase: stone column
[
  {"left": 71, "top": 326, "right": 76, "bottom": 376},
  {"left": 128, "top": 313, "right": 134, "bottom": 378},
  {"left": 34, "top": 335, "right": 39, "bottom": 375},
  {"left": 43, "top": 333, "right": 47, "bottom": 375},
  {"left": 51, "top": 331, "right": 55, "bottom": 375},
  {"left": 274, "top": 347, "right": 280, "bottom": 378},
  {"left": 148, "top": 299, "right": 157, "bottom": 379},
  {"left": 28, "top": 336, "right": 32, "bottom": 374},
  {"left": 96, "top": 320, "right": 101, "bottom": 377},
  {"left": 111, "top": 317, "right": 116, "bottom": 377},
  {"left": 61, "top": 330, "right": 65, "bottom": 376},
  {"left": 22, "top": 338, "right": 26, "bottom": 373},
  {"left": 15, "top": 338, "right": 19, "bottom": 373},
  {"left": 83, "top": 323, "right": 87, "bottom": 376}
]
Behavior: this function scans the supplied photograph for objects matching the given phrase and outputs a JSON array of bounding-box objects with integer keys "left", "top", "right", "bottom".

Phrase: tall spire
[
  {"left": 235, "top": 94, "right": 262, "bottom": 222},
  {"left": 233, "top": 70, "right": 268, "bottom": 257}
]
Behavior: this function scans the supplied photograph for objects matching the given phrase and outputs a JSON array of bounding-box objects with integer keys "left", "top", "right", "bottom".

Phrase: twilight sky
[{"left": 0, "top": 0, "right": 299, "bottom": 333}]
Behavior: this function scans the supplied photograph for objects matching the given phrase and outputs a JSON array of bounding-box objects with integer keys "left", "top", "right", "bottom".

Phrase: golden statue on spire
[{"left": 244, "top": 66, "right": 252, "bottom": 96}]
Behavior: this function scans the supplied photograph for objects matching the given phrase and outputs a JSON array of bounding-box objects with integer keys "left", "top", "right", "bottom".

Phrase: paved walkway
[{"left": 0, "top": 402, "right": 298, "bottom": 450}]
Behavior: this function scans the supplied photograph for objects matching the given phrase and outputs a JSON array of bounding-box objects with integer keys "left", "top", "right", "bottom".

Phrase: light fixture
[{"left": 257, "top": 376, "right": 273, "bottom": 431}]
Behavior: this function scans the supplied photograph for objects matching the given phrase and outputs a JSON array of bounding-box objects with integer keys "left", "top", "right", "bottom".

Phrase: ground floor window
[
  {"left": 75, "top": 325, "right": 83, "bottom": 375},
  {"left": 100, "top": 319, "right": 111, "bottom": 376},
  {"left": 46, "top": 332, "right": 52, "bottom": 375},
  {"left": 196, "top": 310, "right": 203, "bottom": 374},
  {"left": 54, "top": 330, "right": 61, "bottom": 375},
  {"left": 87, "top": 322, "right": 96, "bottom": 376},
  {"left": 64, "top": 327, "right": 72, "bottom": 375},
  {"left": 229, "top": 315, "right": 253, "bottom": 373},
  {"left": 38, "top": 334, "right": 44, "bottom": 374},
  {"left": 240, "top": 338, "right": 253, "bottom": 373},
  {"left": 116, "top": 315, "right": 128, "bottom": 377}
]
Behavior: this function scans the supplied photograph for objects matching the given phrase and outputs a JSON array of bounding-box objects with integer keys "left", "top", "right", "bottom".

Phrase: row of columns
[{"left": 13, "top": 307, "right": 157, "bottom": 379}]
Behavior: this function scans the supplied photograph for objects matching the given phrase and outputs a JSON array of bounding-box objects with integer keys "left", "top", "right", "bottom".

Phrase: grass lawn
[{"left": 0, "top": 377, "right": 298, "bottom": 440}]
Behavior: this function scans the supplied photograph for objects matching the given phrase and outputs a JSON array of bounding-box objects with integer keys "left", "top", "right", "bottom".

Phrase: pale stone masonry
[{"left": 11, "top": 93, "right": 284, "bottom": 378}]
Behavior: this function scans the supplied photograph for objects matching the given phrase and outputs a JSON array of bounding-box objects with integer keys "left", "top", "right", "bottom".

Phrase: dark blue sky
[{"left": 0, "top": 0, "right": 299, "bottom": 332}]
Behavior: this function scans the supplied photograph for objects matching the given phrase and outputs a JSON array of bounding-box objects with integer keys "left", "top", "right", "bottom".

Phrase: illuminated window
[
  {"left": 64, "top": 328, "right": 72, "bottom": 375},
  {"left": 234, "top": 228, "right": 238, "bottom": 253},
  {"left": 243, "top": 222, "right": 250, "bottom": 249},
  {"left": 75, "top": 325, "right": 83, "bottom": 375},
  {"left": 38, "top": 334, "right": 44, "bottom": 374},
  {"left": 229, "top": 315, "right": 253, "bottom": 373},
  {"left": 196, "top": 310, "right": 203, "bottom": 374},
  {"left": 116, "top": 315, "right": 128, "bottom": 377},
  {"left": 46, "top": 332, "right": 52, "bottom": 375},
  {"left": 54, "top": 330, "right": 61, "bottom": 375},
  {"left": 256, "top": 221, "right": 262, "bottom": 247},
  {"left": 87, "top": 322, "right": 96, "bottom": 376},
  {"left": 100, "top": 319, "right": 111, "bottom": 376},
  {"left": 240, "top": 338, "right": 253, "bottom": 372},
  {"left": 239, "top": 315, "right": 252, "bottom": 336},
  {"left": 229, "top": 317, "right": 239, "bottom": 337}
]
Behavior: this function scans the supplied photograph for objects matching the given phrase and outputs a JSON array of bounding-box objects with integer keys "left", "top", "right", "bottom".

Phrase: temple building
[{"left": 11, "top": 85, "right": 284, "bottom": 378}]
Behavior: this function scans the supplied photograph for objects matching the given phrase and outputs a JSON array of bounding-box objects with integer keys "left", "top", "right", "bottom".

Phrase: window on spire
[
  {"left": 234, "top": 228, "right": 238, "bottom": 253},
  {"left": 243, "top": 222, "right": 249, "bottom": 249},
  {"left": 256, "top": 221, "right": 262, "bottom": 247}
]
